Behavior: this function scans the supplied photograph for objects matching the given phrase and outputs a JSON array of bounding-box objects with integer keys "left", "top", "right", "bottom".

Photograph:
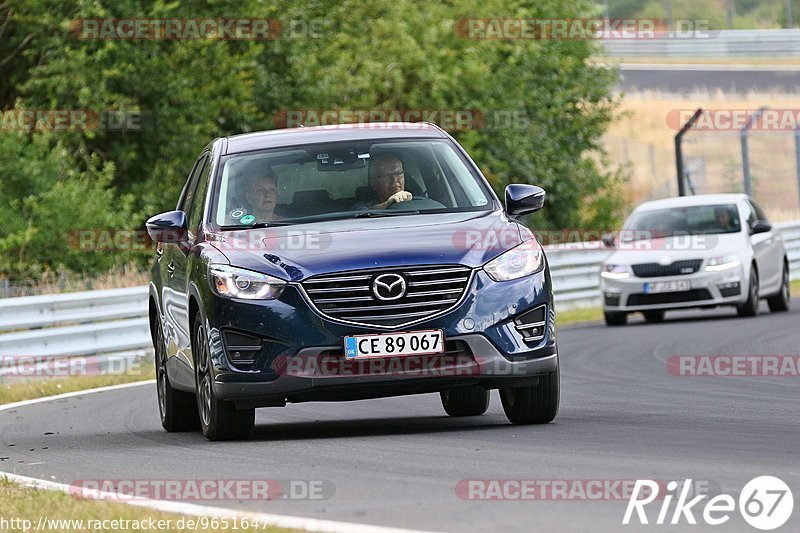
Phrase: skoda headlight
[
  {"left": 705, "top": 254, "right": 741, "bottom": 272},
  {"left": 484, "top": 239, "right": 544, "bottom": 282},
  {"left": 209, "top": 264, "right": 286, "bottom": 300},
  {"left": 600, "top": 264, "right": 631, "bottom": 280}
]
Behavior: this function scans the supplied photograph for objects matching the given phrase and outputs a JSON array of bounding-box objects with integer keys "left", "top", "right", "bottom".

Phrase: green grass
[
  {"left": 792, "top": 279, "right": 800, "bottom": 294},
  {"left": 556, "top": 306, "right": 604, "bottom": 326},
  {"left": 0, "top": 364, "right": 155, "bottom": 405},
  {"left": 0, "top": 479, "right": 299, "bottom": 533}
]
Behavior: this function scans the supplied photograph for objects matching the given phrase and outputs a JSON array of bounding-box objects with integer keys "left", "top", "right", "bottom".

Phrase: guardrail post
[
  {"left": 675, "top": 108, "right": 703, "bottom": 196},
  {"left": 795, "top": 128, "right": 800, "bottom": 207},
  {"left": 740, "top": 106, "right": 767, "bottom": 197}
]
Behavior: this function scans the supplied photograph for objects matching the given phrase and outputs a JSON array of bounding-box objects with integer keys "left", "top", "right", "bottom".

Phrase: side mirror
[
  {"left": 750, "top": 220, "right": 772, "bottom": 235},
  {"left": 602, "top": 232, "right": 616, "bottom": 248},
  {"left": 146, "top": 210, "right": 188, "bottom": 243},
  {"left": 505, "top": 184, "right": 546, "bottom": 217}
]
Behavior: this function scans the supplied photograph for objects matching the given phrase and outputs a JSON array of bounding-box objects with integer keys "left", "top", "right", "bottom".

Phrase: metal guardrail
[
  {"left": 603, "top": 29, "right": 800, "bottom": 58},
  {"left": 0, "top": 221, "right": 798, "bottom": 361}
]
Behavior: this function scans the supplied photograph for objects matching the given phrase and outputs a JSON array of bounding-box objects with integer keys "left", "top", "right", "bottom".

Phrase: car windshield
[
  {"left": 622, "top": 204, "right": 741, "bottom": 241},
  {"left": 212, "top": 139, "right": 493, "bottom": 228}
]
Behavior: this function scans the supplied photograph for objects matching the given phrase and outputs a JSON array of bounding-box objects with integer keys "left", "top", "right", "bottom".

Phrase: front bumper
[
  {"left": 200, "top": 268, "right": 557, "bottom": 404},
  {"left": 601, "top": 265, "right": 746, "bottom": 312}
]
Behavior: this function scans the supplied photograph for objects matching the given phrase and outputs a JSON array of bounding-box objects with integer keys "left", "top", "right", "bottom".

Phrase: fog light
[
  {"left": 514, "top": 305, "right": 547, "bottom": 342},
  {"left": 222, "top": 330, "right": 263, "bottom": 365},
  {"left": 718, "top": 281, "right": 741, "bottom": 298}
]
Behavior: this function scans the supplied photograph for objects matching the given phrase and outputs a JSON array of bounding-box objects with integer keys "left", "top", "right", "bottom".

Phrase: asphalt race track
[
  {"left": 617, "top": 64, "right": 800, "bottom": 94},
  {"left": 2, "top": 300, "right": 799, "bottom": 532}
]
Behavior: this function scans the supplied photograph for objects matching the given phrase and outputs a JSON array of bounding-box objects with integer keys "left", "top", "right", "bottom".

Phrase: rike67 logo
[{"left": 624, "top": 476, "right": 793, "bottom": 530}]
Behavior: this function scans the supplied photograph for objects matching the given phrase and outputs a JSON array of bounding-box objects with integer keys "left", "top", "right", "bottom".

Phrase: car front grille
[
  {"left": 302, "top": 265, "right": 472, "bottom": 328},
  {"left": 631, "top": 259, "right": 703, "bottom": 278},
  {"left": 626, "top": 289, "right": 712, "bottom": 306}
]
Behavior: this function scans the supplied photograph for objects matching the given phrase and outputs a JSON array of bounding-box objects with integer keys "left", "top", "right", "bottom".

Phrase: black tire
[
  {"left": 193, "top": 314, "right": 255, "bottom": 441},
  {"left": 643, "top": 310, "right": 665, "bottom": 323},
  {"left": 737, "top": 268, "right": 760, "bottom": 317},
  {"left": 767, "top": 263, "right": 790, "bottom": 312},
  {"left": 500, "top": 366, "right": 559, "bottom": 425},
  {"left": 154, "top": 319, "right": 200, "bottom": 432},
  {"left": 604, "top": 311, "right": 627, "bottom": 326},
  {"left": 440, "top": 386, "right": 490, "bottom": 417}
]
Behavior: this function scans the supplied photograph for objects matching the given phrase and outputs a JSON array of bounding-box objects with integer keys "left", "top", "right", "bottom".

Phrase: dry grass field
[{"left": 605, "top": 91, "right": 800, "bottom": 221}]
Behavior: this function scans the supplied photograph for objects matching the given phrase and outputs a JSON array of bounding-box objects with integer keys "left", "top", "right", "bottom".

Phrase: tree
[{"left": 0, "top": 0, "right": 626, "bottom": 279}]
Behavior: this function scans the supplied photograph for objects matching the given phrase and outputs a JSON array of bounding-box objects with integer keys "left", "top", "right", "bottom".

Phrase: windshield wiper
[
  {"left": 351, "top": 210, "right": 420, "bottom": 218},
  {"left": 218, "top": 221, "right": 296, "bottom": 230},
  {"left": 219, "top": 211, "right": 422, "bottom": 230}
]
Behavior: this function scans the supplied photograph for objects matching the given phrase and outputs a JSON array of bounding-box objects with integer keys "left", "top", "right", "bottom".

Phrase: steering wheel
[{"left": 387, "top": 197, "right": 446, "bottom": 210}]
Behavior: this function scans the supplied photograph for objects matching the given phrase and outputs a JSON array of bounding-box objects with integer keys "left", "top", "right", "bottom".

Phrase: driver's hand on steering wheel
[
  {"left": 387, "top": 191, "right": 412, "bottom": 206},
  {"left": 373, "top": 191, "right": 412, "bottom": 210}
]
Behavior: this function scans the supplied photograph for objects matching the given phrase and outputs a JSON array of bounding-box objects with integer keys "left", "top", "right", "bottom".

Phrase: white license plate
[
  {"left": 644, "top": 280, "right": 691, "bottom": 294},
  {"left": 344, "top": 330, "right": 444, "bottom": 359}
]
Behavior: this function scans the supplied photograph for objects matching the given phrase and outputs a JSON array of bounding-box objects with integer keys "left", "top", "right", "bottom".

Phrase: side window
[
  {"left": 750, "top": 200, "right": 769, "bottom": 223},
  {"left": 178, "top": 155, "right": 207, "bottom": 213},
  {"left": 188, "top": 156, "right": 212, "bottom": 231},
  {"left": 740, "top": 201, "right": 757, "bottom": 229}
]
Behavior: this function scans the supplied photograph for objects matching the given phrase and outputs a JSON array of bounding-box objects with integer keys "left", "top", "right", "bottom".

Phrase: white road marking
[
  {"left": 2, "top": 472, "right": 438, "bottom": 533},
  {"left": 0, "top": 381, "right": 441, "bottom": 533}
]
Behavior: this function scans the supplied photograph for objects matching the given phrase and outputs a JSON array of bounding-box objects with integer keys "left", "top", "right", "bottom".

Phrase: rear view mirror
[
  {"left": 505, "top": 184, "right": 545, "bottom": 217},
  {"left": 146, "top": 210, "right": 189, "bottom": 243},
  {"left": 750, "top": 220, "right": 772, "bottom": 235},
  {"left": 601, "top": 233, "right": 616, "bottom": 248}
]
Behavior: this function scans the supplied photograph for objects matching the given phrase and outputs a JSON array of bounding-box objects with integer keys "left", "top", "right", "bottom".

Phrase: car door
[
  {"left": 741, "top": 199, "right": 776, "bottom": 293},
  {"left": 749, "top": 199, "right": 783, "bottom": 292},
  {"left": 162, "top": 154, "right": 209, "bottom": 367}
]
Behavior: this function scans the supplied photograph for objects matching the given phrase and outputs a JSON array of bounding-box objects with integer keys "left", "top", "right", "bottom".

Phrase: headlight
[
  {"left": 208, "top": 264, "right": 286, "bottom": 300},
  {"left": 484, "top": 239, "right": 544, "bottom": 282},
  {"left": 600, "top": 264, "right": 631, "bottom": 280},
  {"left": 705, "top": 254, "right": 741, "bottom": 272}
]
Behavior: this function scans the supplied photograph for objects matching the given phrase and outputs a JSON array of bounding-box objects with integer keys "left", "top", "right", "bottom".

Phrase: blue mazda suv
[{"left": 147, "top": 123, "right": 559, "bottom": 440}]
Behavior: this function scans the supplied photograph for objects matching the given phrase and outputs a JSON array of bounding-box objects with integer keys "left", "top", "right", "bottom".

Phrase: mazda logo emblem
[{"left": 372, "top": 273, "right": 406, "bottom": 301}]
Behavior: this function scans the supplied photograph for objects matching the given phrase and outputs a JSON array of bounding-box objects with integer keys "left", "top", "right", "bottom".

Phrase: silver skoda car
[{"left": 600, "top": 194, "right": 790, "bottom": 326}]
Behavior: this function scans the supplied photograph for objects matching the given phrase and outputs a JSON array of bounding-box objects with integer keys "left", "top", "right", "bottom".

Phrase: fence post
[
  {"left": 675, "top": 108, "right": 703, "bottom": 196},
  {"left": 740, "top": 106, "right": 766, "bottom": 197}
]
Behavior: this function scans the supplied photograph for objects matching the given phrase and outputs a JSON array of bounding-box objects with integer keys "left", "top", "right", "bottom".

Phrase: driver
[
  {"left": 714, "top": 207, "right": 735, "bottom": 231},
  {"left": 367, "top": 154, "right": 412, "bottom": 210}
]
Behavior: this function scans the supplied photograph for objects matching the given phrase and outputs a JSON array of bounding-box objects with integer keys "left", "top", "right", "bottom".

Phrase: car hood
[
  {"left": 607, "top": 232, "right": 746, "bottom": 265},
  {"left": 206, "top": 211, "right": 525, "bottom": 281}
]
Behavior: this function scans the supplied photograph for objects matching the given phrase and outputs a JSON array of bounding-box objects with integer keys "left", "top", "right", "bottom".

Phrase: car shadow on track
[
  {"left": 623, "top": 302, "right": 795, "bottom": 327},
  {"left": 248, "top": 414, "right": 516, "bottom": 441}
]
